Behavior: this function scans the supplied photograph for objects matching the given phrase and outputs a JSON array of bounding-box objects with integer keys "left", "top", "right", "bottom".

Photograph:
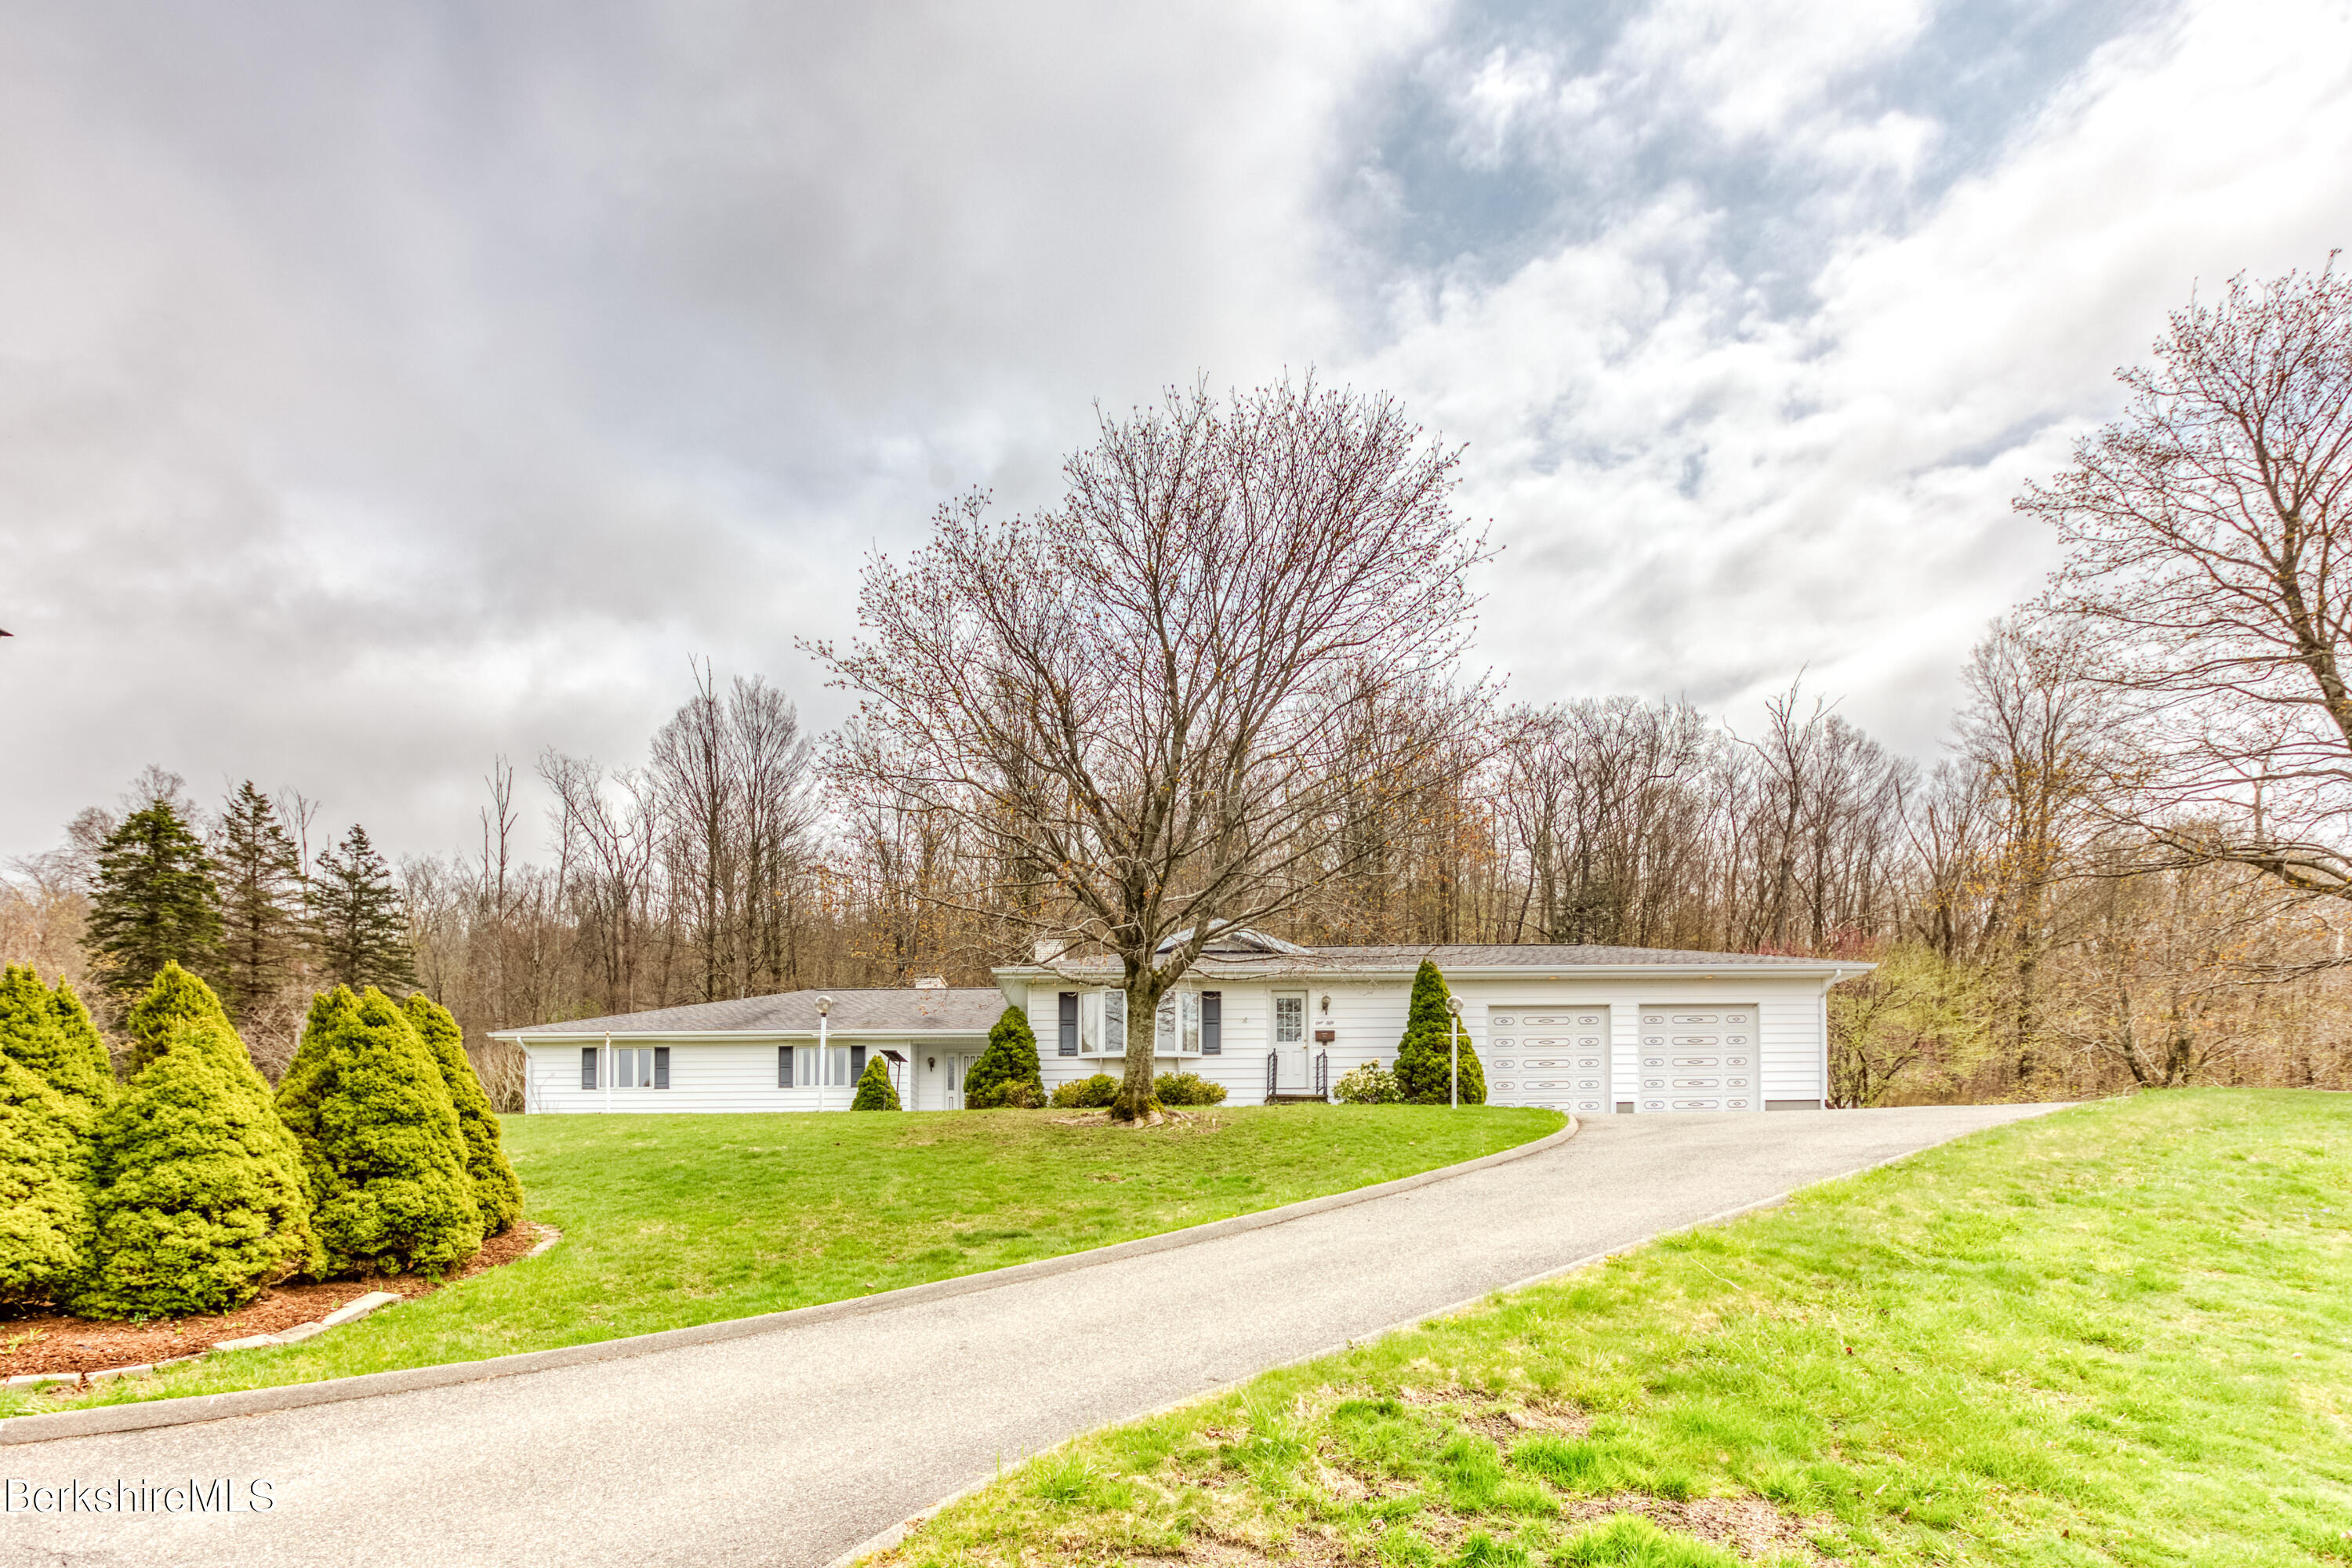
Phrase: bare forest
[{"left": 8, "top": 615, "right": 2350, "bottom": 1112}]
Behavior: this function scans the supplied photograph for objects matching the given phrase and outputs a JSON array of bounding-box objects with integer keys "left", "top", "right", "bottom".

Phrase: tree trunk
[{"left": 1112, "top": 966, "right": 1163, "bottom": 1121}]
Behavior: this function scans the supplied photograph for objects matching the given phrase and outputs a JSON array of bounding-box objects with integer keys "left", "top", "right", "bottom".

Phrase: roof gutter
[
  {"left": 490, "top": 1026, "right": 993, "bottom": 1044},
  {"left": 991, "top": 960, "right": 1877, "bottom": 984}
]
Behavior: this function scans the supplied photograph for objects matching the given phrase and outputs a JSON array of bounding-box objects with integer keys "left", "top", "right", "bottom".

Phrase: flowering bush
[{"left": 1332, "top": 1062, "right": 1403, "bottom": 1105}]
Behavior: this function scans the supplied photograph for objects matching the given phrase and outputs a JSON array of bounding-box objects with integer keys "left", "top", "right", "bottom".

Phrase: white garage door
[
  {"left": 1636, "top": 1007, "right": 1758, "bottom": 1112},
  {"left": 1486, "top": 1007, "right": 1610, "bottom": 1115}
]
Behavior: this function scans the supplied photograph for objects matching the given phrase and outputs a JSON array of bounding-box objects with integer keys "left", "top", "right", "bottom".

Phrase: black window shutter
[
  {"left": 1202, "top": 992, "right": 1222, "bottom": 1055},
  {"left": 1058, "top": 992, "right": 1080, "bottom": 1055},
  {"left": 779, "top": 1045, "right": 793, "bottom": 1087},
  {"left": 653, "top": 1047, "right": 670, "bottom": 1089},
  {"left": 581, "top": 1047, "right": 598, "bottom": 1090}
]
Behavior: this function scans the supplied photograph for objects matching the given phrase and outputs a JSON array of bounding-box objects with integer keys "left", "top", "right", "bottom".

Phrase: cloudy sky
[{"left": 4, "top": 0, "right": 2350, "bottom": 864}]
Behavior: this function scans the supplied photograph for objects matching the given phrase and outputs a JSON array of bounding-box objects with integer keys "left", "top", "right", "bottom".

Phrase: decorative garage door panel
[
  {"left": 1636, "top": 1007, "right": 1758, "bottom": 1112},
  {"left": 1486, "top": 1007, "right": 1609, "bottom": 1116}
]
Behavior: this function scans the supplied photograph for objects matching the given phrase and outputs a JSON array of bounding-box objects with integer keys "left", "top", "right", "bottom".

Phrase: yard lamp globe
[
  {"left": 1444, "top": 995, "right": 1463, "bottom": 1109},
  {"left": 817, "top": 995, "right": 833, "bottom": 1111}
]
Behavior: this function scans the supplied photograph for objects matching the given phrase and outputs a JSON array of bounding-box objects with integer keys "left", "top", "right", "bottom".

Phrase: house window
[
  {"left": 1079, "top": 991, "right": 1127, "bottom": 1055},
  {"left": 1202, "top": 991, "right": 1221, "bottom": 1055},
  {"left": 1058, "top": 992, "right": 1079, "bottom": 1057},
  {"left": 779, "top": 1045, "right": 798, "bottom": 1087},
  {"left": 1154, "top": 991, "right": 1203, "bottom": 1055},
  {"left": 602, "top": 1046, "right": 669, "bottom": 1089},
  {"left": 1274, "top": 993, "right": 1305, "bottom": 1047},
  {"left": 580, "top": 1047, "right": 597, "bottom": 1090},
  {"left": 827, "top": 1045, "right": 868, "bottom": 1085}
]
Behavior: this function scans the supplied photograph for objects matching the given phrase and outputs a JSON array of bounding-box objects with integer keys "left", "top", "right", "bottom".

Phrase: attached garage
[{"left": 1485, "top": 1006, "right": 1611, "bottom": 1116}]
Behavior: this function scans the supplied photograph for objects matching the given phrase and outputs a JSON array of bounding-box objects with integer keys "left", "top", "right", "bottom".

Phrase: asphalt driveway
[{"left": 5, "top": 1103, "right": 2060, "bottom": 1567}]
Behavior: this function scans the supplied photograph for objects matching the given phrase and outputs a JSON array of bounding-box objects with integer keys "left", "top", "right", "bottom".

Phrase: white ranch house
[{"left": 495, "top": 932, "right": 1869, "bottom": 1116}]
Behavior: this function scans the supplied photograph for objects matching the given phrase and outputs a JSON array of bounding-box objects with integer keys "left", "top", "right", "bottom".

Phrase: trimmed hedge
[
  {"left": 122, "top": 960, "right": 234, "bottom": 1077},
  {"left": 1392, "top": 959, "right": 1486, "bottom": 1105},
  {"left": 277, "top": 986, "right": 482, "bottom": 1276},
  {"left": 851, "top": 1055, "right": 902, "bottom": 1110},
  {"left": 1050, "top": 1073, "right": 1120, "bottom": 1109},
  {"left": 0, "top": 966, "right": 111, "bottom": 1131},
  {"left": 401, "top": 993, "right": 524, "bottom": 1234},
  {"left": 965, "top": 1007, "right": 1045, "bottom": 1109},
  {"left": 1152, "top": 1071, "right": 1227, "bottom": 1107},
  {"left": 68, "top": 1016, "right": 316, "bottom": 1318},
  {"left": 0, "top": 1054, "right": 88, "bottom": 1304}
]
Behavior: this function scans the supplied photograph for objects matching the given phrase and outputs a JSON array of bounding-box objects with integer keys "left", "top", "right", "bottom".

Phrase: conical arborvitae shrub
[
  {"left": 123, "top": 960, "right": 235, "bottom": 1077},
  {"left": 0, "top": 1055, "right": 88, "bottom": 1303},
  {"left": 67, "top": 1017, "right": 315, "bottom": 1319},
  {"left": 1392, "top": 959, "right": 1485, "bottom": 1105},
  {"left": 277, "top": 987, "right": 482, "bottom": 1276},
  {"left": 49, "top": 980, "right": 118, "bottom": 1104},
  {"left": 964, "top": 1006, "right": 1044, "bottom": 1109},
  {"left": 851, "top": 1055, "right": 902, "bottom": 1110},
  {"left": 400, "top": 993, "right": 522, "bottom": 1235},
  {"left": 0, "top": 966, "right": 111, "bottom": 1131}
]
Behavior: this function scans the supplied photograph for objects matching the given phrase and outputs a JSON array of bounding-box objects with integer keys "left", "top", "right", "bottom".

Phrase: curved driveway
[{"left": 6, "top": 1104, "right": 2059, "bottom": 1566}]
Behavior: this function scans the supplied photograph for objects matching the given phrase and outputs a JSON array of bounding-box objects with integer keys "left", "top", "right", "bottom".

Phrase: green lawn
[
  {"left": 882, "top": 1091, "right": 2352, "bottom": 1568},
  {"left": 15, "top": 1103, "right": 1559, "bottom": 1414}
]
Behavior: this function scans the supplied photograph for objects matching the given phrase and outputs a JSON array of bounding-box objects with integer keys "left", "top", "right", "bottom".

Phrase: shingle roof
[
  {"left": 1001, "top": 942, "right": 1860, "bottom": 978},
  {"left": 495, "top": 987, "right": 1006, "bottom": 1038}
]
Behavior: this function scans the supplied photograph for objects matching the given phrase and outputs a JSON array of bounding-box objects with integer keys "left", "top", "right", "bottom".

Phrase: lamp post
[
  {"left": 1444, "top": 996, "right": 1462, "bottom": 1109},
  {"left": 816, "top": 995, "right": 833, "bottom": 1113}
]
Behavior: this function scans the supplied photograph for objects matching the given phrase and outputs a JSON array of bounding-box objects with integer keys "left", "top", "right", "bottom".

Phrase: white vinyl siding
[{"left": 523, "top": 1036, "right": 982, "bottom": 1113}]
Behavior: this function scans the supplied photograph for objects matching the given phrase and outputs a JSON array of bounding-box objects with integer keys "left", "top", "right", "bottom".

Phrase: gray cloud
[{"left": 2, "top": 0, "right": 2347, "bottom": 863}]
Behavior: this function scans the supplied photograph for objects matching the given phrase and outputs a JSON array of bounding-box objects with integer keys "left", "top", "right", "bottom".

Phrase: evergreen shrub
[
  {"left": 49, "top": 981, "right": 118, "bottom": 1106},
  {"left": 68, "top": 1017, "right": 315, "bottom": 1318},
  {"left": 1392, "top": 960, "right": 1486, "bottom": 1105},
  {"left": 964, "top": 1007, "right": 1045, "bottom": 1109},
  {"left": 123, "top": 960, "right": 234, "bottom": 1077},
  {"left": 401, "top": 993, "right": 524, "bottom": 1233},
  {"left": 0, "top": 1056, "right": 87, "bottom": 1304},
  {"left": 1333, "top": 1062, "right": 1403, "bottom": 1104},
  {"left": 0, "top": 966, "right": 111, "bottom": 1129},
  {"left": 277, "top": 987, "right": 482, "bottom": 1276},
  {"left": 851, "top": 1056, "right": 902, "bottom": 1110},
  {"left": 1050, "top": 1073, "right": 1120, "bottom": 1109},
  {"left": 1152, "top": 1071, "right": 1226, "bottom": 1106}
]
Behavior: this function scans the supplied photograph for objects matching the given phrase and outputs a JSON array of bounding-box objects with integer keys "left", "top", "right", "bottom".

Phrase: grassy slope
[
  {"left": 887, "top": 1091, "right": 2352, "bottom": 1568},
  {"left": 20, "top": 1103, "right": 1559, "bottom": 1414}
]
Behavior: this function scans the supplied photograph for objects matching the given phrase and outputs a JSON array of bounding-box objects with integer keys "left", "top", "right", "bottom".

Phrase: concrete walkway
[{"left": 6, "top": 1105, "right": 2059, "bottom": 1566}]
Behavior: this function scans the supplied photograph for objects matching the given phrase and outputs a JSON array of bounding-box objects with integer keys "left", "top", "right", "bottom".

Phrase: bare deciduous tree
[
  {"left": 2029, "top": 260, "right": 2352, "bottom": 897},
  {"left": 820, "top": 378, "right": 1489, "bottom": 1119}
]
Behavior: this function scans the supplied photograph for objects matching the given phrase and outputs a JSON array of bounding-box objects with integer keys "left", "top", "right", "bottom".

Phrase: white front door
[
  {"left": 1635, "top": 1007, "right": 1758, "bottom": 1112},
  {"left": 944, "top": 1053, "right": 975, "bottom": 1110},
  {"left": 1273, "top": 992, "right": 1309, "bottom": 1087},
  {"left": 1487, "top": 1006, "right": 1610, "bottom": 1116}
]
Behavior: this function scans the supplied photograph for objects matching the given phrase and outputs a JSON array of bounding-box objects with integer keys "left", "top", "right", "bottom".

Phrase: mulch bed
[{"left": 0, "top": 1221, "right": 554, "bottom": 1377}]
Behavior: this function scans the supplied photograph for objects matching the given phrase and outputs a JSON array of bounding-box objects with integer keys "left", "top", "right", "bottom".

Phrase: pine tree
[
  {"left": 400, "top": 993, "right": 523, "bottom": 1234},
  {"left": 67, "top": 1015, "right": 315, "bottom": 1318},
  {"left": 964, "top": 1005, "right": 1044, "bottom": 1109},
  {"left": 308, "top": 826, "right": 415, "bottom": 993},
  {"left": 122, "top": 960, "right": 237, "bottom": 1077},
  {"left": 0, "top": 967, "right": 111, "bottom": 1129},
  {"left": 277, "top": 987, "right": 481, "bottom": 1275},
  {"left": 49, "top": 982, "right": 118, "bottom": 1098},
  {"left": 0, "top": 1054, "right": 87, "bottom": 1304},
  {"left": 211, "top": 782, "right": 306, "bottom": 1021},
  {"left": 851, "top": 1054, "right": 902, "bottom": 1110},
  {"left": 82, "top": 797, "right": 221, "bottom": 1000},
  {"left": 1392, "top": 959, "right": 1486, "bottom": 1105}
]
